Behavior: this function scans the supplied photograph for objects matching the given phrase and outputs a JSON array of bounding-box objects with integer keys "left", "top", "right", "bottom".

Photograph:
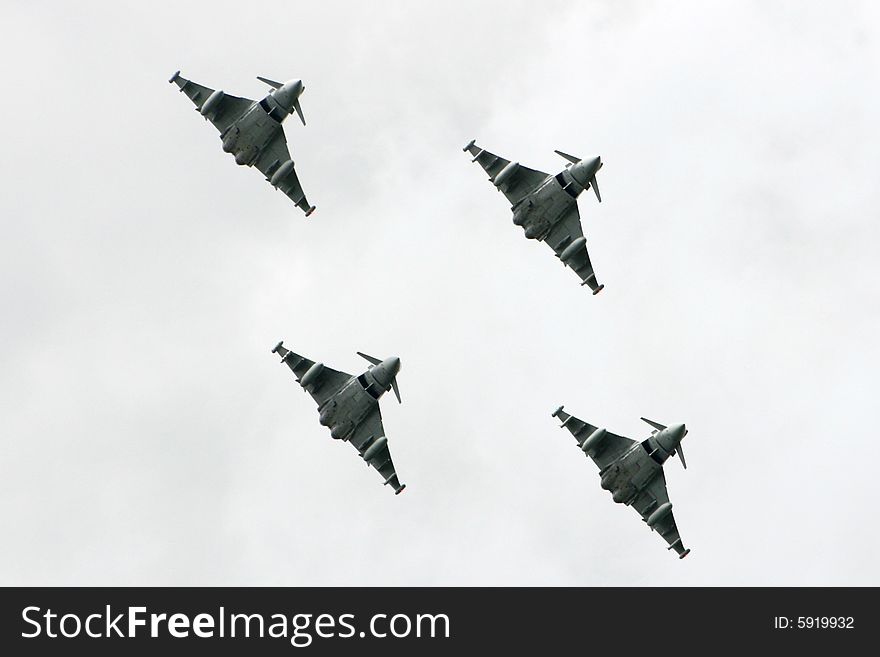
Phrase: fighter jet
[
  {"left": 272, "top": 341, "right": 406, "bottom": 494},
  {"left": 169, "top": 71, "right": 316, "bottom": 216},
  {"left": 552, "top": 405, "right": 691, "bottom": 558},
  {"left": 464, "top": 140, "right": 605, "bottom": 293}
]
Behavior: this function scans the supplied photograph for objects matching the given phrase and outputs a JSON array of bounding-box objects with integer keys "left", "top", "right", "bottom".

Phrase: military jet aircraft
[
  {"left": 169, "top": 71, "right": 316, "bottom": 216},
  {"left": 552, "top": 405, "right": 691, "bottom": 558},
  {"left": 464, "top": 140, "right": 605, "bottom": 293},
  {"left": 272, "top": 341, "right": 406, "bottom": 494}
]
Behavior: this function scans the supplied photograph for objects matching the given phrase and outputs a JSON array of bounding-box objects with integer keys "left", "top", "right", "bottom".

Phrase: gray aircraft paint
[
  {"left": 552, "top": 406, "right": 691, "bottom": 558},
  {"left": 4, "top": 1, "right": 879, "bottom": 587},
  {"left": 170, "top": 71, "right": 316, "bottom": 215},
  {"left": 271, "top": 342, "right": 406, "bottom": 494},
  {"left": 465, "top": 141, "right": 605, "bottom": 293}
]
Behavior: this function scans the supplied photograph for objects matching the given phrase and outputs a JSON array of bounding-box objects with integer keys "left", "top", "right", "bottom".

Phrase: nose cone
[
  {"left": 272, "top": 79, "right": 304, "bottom": 110},
  {"left": 385, "top": 356, "right": 401, "bottom": 378},
  {"left": 656, "top": 423, "right": 687, "bottom": 456},
  {"left": 372, "top": 356, "right": 401, "bottom": 388},
  {"left": 568, "top": 156, "right": 602, "bottom": 188},
  {"left": 667, "top": 423, "right": 687, "bottom": 446}
]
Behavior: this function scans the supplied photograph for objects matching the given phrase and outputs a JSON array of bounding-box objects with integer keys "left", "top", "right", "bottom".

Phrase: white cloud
[{"left": 1, "top": 0, "right": 878, "bottom": 585}]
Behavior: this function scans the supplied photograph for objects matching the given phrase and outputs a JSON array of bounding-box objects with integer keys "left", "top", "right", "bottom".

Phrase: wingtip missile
[
  {"left": 552, "top": 404, "right": 565, "bottom": 418},
  {"left": 463, "top": 139, "right": 476, "bottom": 152},
  {"left": 305, "top": 205, "right": 316, "bottom": 217},
  {"left": 272, "top": 340, "right": 284, "bottom": 354},
  {"left": 168, "top": 70, "right": 181, "bottom": 84},
  {"left": 395, "top": 484, "right": 407, "bottom": 495}
]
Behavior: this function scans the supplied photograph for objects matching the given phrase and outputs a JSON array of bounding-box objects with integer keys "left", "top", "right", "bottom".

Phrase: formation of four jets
[{"left": 171, "top": 71, "right": 692, "bottom": 558}]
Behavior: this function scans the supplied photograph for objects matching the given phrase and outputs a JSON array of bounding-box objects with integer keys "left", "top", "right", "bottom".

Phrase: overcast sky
[{"left": 1, "top": 0, "right": 879, "bottom": 585}]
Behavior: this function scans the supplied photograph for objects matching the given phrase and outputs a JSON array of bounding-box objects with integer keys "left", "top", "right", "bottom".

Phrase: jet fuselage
[
  {"left": 511, "top": 174, "right": 578, "bottom": 241},
  {"left": 220, "top": 101, "right": 282, "bottom": 167},
  {"left": 599, "top": 443, "right": 664, "bottom": 505},
  {"left": 317, "top": 358, "right": 400, "bottom": 441},
  {"left": 219, "top": 78, "right": 303, "bottom": 167},
  {"left": 600, "top": 423, "right": 688, "bottom": 505}
]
